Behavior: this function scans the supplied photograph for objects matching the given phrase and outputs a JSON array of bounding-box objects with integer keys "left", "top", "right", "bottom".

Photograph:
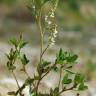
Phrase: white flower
[
  {"left": 50, "top": 12, "right": 54, "bottom": 18},
  {"left": 50, "top": 42, "right": 55, "bottom": 47},
  {"left": 48, "top": 21, "right": 52, "bottom": 25},
  {"left": 49, "top": 26, "right": 58, "bottom": 47},
  {"left": 45, "top": 15, "right": 48, "bottom": 21},
  {"left": 45, "top": 15, "right": 52, "bottom": 25},
  {"left": 54, "top": 29, "right": 58, "bottom": 34},
  {"left": 33, "top": 5, "right": 35, "bottom": 9},
  {"left": 45, "top": 9, "right": 58, "bottom": 47},
  {"left": 50, "top": 38, "right": 55, "bottom": 43},
  {"left": 53, "top": 34, "right": 57, "bottom": 38}
]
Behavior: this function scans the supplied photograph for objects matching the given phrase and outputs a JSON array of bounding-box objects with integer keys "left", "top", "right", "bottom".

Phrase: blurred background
[{"left": 0, "top": 0, "right": 96, "bottom": 96}]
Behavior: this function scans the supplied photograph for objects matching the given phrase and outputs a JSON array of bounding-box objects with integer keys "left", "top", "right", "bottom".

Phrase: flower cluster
[
  {"left": 49, "top": 24, "right": 58, "bottom": 47},
  {"left": 45, "top": 9, "right": 55, "bottom": 25},
  {"left": 45, "top": 9, "right": 58, "bottom": 47}
]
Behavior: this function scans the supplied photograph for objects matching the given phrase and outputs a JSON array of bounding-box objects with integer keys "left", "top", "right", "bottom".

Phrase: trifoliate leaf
[
  {"left": 78, "top": 82, "right": 88, "bottom": 91},
  {"left": 20, "top": 54, "right": 29, "bottom": 65},
  {"left": 62, "top": 73, "right": 72, "bottom": 84},
  {"left": 53, "top": 66, "right": 59, "bottom": 72},
  {"left": 74, "top": 73, "right": 84, "bottom": 84},
  {"left": 25, "top": 78, "right": 34, "bottom": 86},
  {"left": 19, "top": 41, "right": 28, "bottom": 49},
  {"left": 42, "top": 60, "right": 51, "bottom": 67},
  {"left": 7, "top": 62, "right": 16, "bottom": 71},
  {"left": 56, "top": 48, "right": 65, "bottom": 64},
  {"left": 66, "top": 54, "right": 78, "bottom": 63},
  {"left": 10, "top": 38, "right": 18, "bottom": 47}
]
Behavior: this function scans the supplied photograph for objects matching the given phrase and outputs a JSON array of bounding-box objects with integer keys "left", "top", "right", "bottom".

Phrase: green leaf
[
  {"left": 8, "top": 91, "right": 16, "bottom": 95},
  {"left": 19, "top": 41, "right": 28, "bottom": 49},
  {"left": 66, "top": 54, "right": 78, "bottom": 63},
  {"left": 53, "top": 66, "right": 59, "bottom": 72},
  {"left": 62, "top": 73, "right": 72, "bottom": 84},
  {"left": 56, "top": 48, "right": 78, "bottom": 65},
  {"left": 74, "top": 73, "right": 84, "bottom": 84},
  {"left": 7, "top": 62, "right": 16, "bottom": 71},
  {"left": 53, "top": 87, "right": 59, "bottom": 96},
  {"left": 10, "top": 38, "right": 18, "bottom": 47},
  {"left": 20, "top": 54, "right": 29, "bottom": 65},
  {"left": 43, "top": 67, "right": 50, "bottom": 73},
  {"left": 6, "top": 54, "right": 11, "bottom": 60},
  {"left": 25, "top": 78, "right": 34, "bottom": 86},
  {"left": 42, "top": 60, "right": 51, "bottom": 66},
  {"left": 78, "top": 82, "right": 88, "bottom": 91},
  {"left": 56, "top": 48, "right": 65, "bottom": 64}
]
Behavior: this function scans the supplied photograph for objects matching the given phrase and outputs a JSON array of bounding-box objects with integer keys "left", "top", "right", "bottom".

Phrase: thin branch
[
  {"left": 15, "top": 83, "right": 26, "bottom": 95},
  {"left": 65, "top": 69, "right": 76, "bottom": 74},
  {"left": 37, "top": 9, "right": 44, "bottom": 64},
  {"left": 35, "top": 7, "right": 44, "bottom": 95},
  {"left": 58, "top": 67, "right": 62, "bottom": 89},
  {"left": 12, "top": 71, "right": 20, "bottom": 89},
  {"left": 41, "top": 63, "right": 56, "bottom": 79},
  {"left": 40, "top": 44, "right": 49, "bottom": 59},
  {"left": 59, "top": 83, "right": 77, "bottom": 95},
  {"left": 35, "top": 63, "right": 56, "bottom": 95},
  {"left": 12, "top": 71, "right": 23, "bottom": 96}
]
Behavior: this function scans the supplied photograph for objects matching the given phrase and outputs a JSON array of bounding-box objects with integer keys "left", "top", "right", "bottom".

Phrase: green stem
[
  {"left": 59, "top": 83, "right": 76, "bottom": 95},
  {"left": 40, "top": 44, "right": 49, "bottom": 59},
  {"left": 58, "top": 67, "right": 62, "bottom": 89},
  {"left": 36, "top": 8, "right": 44, "bottom": 95},
  {"left": 37, "top": 10, "right": 44, "bottom": 64},
  {"left": 12, "top": 71, "right": 23, "bottom": 96},
  {"left": 12, "top": 71, "right": 20, "bottom": 89},
  {"left": 23, "top": 66, "right": 30, "bottom": 77}
]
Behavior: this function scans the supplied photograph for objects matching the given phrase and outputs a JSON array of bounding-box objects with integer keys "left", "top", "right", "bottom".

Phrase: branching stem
[{"left": 12, "top": 71, "right": 23, "bottom": 96}]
